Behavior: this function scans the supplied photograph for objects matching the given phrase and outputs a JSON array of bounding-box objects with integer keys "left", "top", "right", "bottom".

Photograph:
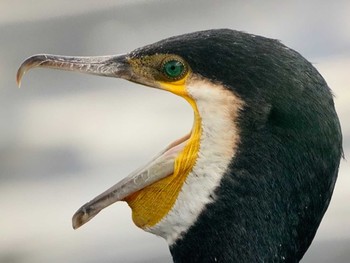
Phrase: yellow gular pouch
[{"left": 124, "top": 77, "right": 202, "bottom": 229}]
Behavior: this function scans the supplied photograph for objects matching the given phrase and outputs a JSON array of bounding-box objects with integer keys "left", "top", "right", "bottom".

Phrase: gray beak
[{"left": 17, "top": 54, "right": 132, "bottom": 87}]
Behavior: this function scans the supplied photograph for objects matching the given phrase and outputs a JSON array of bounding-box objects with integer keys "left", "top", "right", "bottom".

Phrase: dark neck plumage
[
  {"left": 170, "top": 156, "right": 339, "bottom": 262},
  {"left": 169, "top": 93, "right": 341, "bottom": 263},
  {"left": 170, "top": 174, "right": 324, "bottom": 263}
]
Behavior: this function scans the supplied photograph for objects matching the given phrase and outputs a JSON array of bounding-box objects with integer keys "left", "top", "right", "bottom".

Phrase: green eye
[{"left": 163, "top": 60, "right": 185, "bottom": 79}]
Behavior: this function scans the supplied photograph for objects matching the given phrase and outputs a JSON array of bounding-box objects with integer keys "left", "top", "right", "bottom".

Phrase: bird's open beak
[{"left": 16, "top": 54, "right": 189, "bottom": 229}]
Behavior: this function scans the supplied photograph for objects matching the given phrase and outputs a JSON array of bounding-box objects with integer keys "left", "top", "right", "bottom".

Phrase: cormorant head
[{"left": 17, "top": 29, "right": 342, "bottom": 262}]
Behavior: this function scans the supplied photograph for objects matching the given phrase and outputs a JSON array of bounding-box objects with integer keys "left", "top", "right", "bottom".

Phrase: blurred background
[{"left": 1, "top": 1, "right": 349, "bottom": 262}]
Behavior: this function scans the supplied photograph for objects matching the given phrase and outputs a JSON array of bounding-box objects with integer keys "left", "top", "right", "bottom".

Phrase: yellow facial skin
[{"left": 124, "top": 58, "right": 202, "bottom": 228}]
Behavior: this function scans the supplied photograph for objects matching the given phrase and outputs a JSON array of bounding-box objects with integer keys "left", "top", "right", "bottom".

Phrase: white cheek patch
[{"left": 146, "top": 77, "right": 244, "bottom": 245}]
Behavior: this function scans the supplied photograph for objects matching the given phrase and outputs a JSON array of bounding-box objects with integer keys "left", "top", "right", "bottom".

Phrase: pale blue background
[{"left": 1, "top": 1, "right": 349, "bottom": 262}]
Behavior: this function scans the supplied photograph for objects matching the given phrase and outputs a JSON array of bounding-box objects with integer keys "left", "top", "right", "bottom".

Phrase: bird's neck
[
  {"left": 169, "top": 77, "right": 340, "bottom": 262},
  {"left": 170, "top": 152, "right": 338, "bottom": 262},
  {"left": 169, "top": 109, "right": 340, "bottom": 263},
  {"left": 168, "top": 174, "right": 311, "bottom": 263}
]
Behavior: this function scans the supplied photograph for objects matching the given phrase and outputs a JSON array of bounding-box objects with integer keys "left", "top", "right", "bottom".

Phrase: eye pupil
[{"left": 163, "top": 60, "right": 185, "bottom": 79}]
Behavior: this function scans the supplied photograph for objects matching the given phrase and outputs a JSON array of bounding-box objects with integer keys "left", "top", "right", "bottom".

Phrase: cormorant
[{"left": 17, "top": 29, "right": 342, "bottom": 263}]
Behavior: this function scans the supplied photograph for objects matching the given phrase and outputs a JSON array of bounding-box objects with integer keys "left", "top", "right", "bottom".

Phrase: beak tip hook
[
  {"left": 16, "top": 70, "right": 23, "bottom": 88},
  {"left": 72, "top": 211, "right": 84, "bottom": 230}
]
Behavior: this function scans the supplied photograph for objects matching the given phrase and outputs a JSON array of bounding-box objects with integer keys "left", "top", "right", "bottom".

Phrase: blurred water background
[{"left": 1, "top": 1, "right": 349, "bottom": 262}]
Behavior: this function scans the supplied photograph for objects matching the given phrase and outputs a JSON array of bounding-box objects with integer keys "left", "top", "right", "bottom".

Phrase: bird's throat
[{"left": 124, "top": 97, "right": 202, "bottom": 229}]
